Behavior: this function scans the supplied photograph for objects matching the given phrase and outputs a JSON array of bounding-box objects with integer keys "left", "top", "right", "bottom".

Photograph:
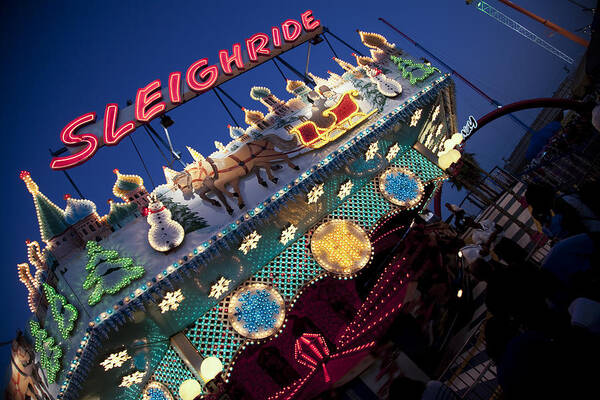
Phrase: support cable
[
  {"left": 213, "top": 88, "right": 240, "bottom": 127},
  {"left": 322, "top": 27, "right": 365, "bottom": 56},
  {"left": 215, "top": 86, "right": 244, "bottom": 111},
  {"left": 275, "top": 55, "right": 316, "bottom": 87},
  {"left": 322, "top": 33, "right": 339, "bottom": 58},
  {"left": 272, "top": 58, "right": 288, "bottom": 83},
  {"left": 48, "top": 148, "right": 86, "bottom": 199},
  {"left": 128, "top": 135, "right": 155, "bottom": 188},
  {"left": 142, "top": 125, "right": 170, "bottom": 165}
]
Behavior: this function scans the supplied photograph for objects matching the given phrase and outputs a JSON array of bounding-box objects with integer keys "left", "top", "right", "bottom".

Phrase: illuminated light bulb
[
  {"left": 179, "top": 379, "right": 202, "bottom": 400},
  {"left": 200, "top": 356, "right": 223, "bottom": 383},
  {"left": 457, "top": 289, "right": 463, "bottom": 298}
]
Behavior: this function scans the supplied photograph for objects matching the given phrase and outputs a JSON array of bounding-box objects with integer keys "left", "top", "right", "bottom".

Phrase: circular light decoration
[
  {"left": 200, "top": 356, "right": 224, "bottom": 383},
  {"left": 143, "top": 381, "right": 174, "bottom": 400},
  {"left": 228, "top": 283, "right": 285, "bottom": 340},
  {"left": 310, "top": 219, "right": 372, "bottom": 276},
  {"left": 378, "top": 167, "right": 424, "bottom": 208},
  {"left": 179, "top": 379, "right": 202, "bottom": 400}
]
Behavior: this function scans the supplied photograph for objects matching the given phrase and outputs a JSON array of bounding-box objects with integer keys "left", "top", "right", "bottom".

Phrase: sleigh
[{"left": 290, "top": 90, "right": 376, "bottom": 148}]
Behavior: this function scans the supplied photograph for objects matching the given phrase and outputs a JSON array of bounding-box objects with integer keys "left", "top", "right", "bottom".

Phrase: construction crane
[{"left": 467, "top": 0, "right": 574, "bottom": 64}]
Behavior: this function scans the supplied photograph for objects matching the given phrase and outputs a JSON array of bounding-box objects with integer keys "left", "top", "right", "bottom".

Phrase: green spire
[{"left": 20, "top": 171, "right": 69, "bottom": 241}]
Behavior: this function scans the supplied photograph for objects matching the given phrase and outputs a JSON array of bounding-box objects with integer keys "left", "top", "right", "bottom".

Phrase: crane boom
[{"left": 471, "top": 1, "right": 574, "bottom": 64}]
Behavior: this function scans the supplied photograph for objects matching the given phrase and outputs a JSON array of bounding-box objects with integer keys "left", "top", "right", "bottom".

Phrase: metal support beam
[{"left": 275, "top": 55, "right": 316, "bottom": 87}]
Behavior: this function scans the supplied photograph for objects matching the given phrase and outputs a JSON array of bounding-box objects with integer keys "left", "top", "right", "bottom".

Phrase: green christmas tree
[
  {"left": 159, "top": 195, "right": 208, "bottom": 233},
  {"left": 43, "top": 283, "right": 78, "bottom": 339},
  {"left": 30, "top": 320, "right": 62, "bottom": 383},
  {"left": 390, "top": 55, "right": 441, "bottom": 85},
  {"left": 82, "top": 242, "right": 145, "bottom": 306}
]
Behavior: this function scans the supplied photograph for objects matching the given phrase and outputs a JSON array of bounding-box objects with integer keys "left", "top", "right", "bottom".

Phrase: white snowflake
[
  {"left": 280, "top": 224, "right": 298, "bottom": 245},
  {"left": 307, "top": 183, "right": 324, "bottom": 204},
  {"left": 239, "top": 231, "right": 261, "bottom": 255},
  {"left": 431, "top": 105, "right": 440, "bottom": 122},
  {"left": 365, "top": 141, "right": 379, "bottom": 161},
  {"left": 100, "top": 350, "right": 131, "bottom": 371},
  {"left": 119, "top": 370, "right": 145, "bottom": 387},
  {"left": 158, "top": 289, "right": 185, "bottom": 313},
  {"left": 386, "top": 143, "right": 401, "bottom": 162},
  {"left": 337, "top": 180, "right": 354, "bottom": 200},
  {"left": 410, "top": 109, "right": 422, "bottom": 127},
  {"left": 209, "top": 276, "right": 231, "bottom": 299}
]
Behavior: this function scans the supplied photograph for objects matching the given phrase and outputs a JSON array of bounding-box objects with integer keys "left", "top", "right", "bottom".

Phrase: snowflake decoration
[
  {"left": 120, "top": 370, "right": 145, "bottom": 387},
  {"left": 386, "top": 143, "right": 401, "bottom": 162},
  {"left": 234, "top": 289, "right": 280, "bottom": 334},
  {"left": 239, "top": 231, "right": 261, "bottom": 255},
  {"left": 410, "top": 109, "right": 422, "bottom": 127},
  {"left": 307, "top": 183, "right": 324, "bottom": 204},
  {"left": 158, "top": 289, "right": 184, "bottom": 313},
  {"left": 365, "top": 141, "right": 379, "bottom": 161},
  {"left": 280, "top": 224, "right": 298, "bottom": 245},
  {"left": 209, "top": 277, "right": 231, "bottom": 299},
  {"left": 337, "top": 180, "right": 354, "bottom": 200},
  {"left": 100, "top": 350, "right": 131, "bottom": 371}
]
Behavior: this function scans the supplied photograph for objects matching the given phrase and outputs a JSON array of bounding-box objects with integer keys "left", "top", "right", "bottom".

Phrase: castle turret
[
  {"left": 64, "top": 194, "right": 112, "bottom": 242},
  {"left": 112, "top": 169, "right": 150, "bottom": 211},
  {"left": 20, "top": 171, "right": 82, "bottom": 260},
  {"left": 250, "top": 86, "right": 289, "bottom": 116},
  {"left": 286, "top": 80, "right": 311, "bottom": 104},
  {"left": 242, "top": 108, "right": 269, "bottom": 130}
]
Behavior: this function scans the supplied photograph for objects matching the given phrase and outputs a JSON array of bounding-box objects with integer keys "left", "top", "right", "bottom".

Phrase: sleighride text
[{"left": 50, "top": 10, "right": 322, "bottom": 170}]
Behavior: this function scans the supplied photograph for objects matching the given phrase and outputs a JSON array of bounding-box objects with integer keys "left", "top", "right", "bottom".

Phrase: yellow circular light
[
  {"left": 310, "top": 219, "right": 371, "bottom": 276},
  {"left": 200, "top": 356, "right": 224, "bottom": 383},
  {"left": 179, "top": 379, "right": 202, "bottom": 400},
  {"left": 228, "top": 283, "right": 286, "bottom": 340},
  {"left": 378, "top": 167, "right": 424, "bottom": 208}
]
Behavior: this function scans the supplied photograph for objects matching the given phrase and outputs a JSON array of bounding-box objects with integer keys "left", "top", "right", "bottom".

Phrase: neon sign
[
  {"left": 51, "top": 10, "right": 322, "bottom": 170},
  {"left": 460, "top": 115, "right": 477, "bottom": 140}
]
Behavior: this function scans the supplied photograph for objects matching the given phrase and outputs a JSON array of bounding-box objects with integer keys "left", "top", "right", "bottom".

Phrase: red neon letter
[
  {"left": 281, "top": 19, "right": 302, "bottom": 42},
  {"left": 168, "top": 72, "right": 182, "bottom": 104},
  {"left": 271, "top": 26, "right": 281, "bottom": 48},
  {"left": 50, "top": 113, "right": 99, "bottom": 170},
  {"left": 103, "top": 104, "right": 135, "bottom": 146},
  {"left": 186, "top": 58, "right": 219, "bottom": 92},
  {"left": 301, "top": 10, "right": 320, "bottom": 31},
  {"left": 219, "top": 43, "right": 244, "bottom": 75},
  {"left": 135, "top": 79, "right": 166, "bottom": 122},
  {"left": 245, "top": 33, "right": 270, "bottom": 62}
]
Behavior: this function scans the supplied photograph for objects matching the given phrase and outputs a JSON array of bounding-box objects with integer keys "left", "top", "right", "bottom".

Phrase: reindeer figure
[
  {"left": 166, "top": 134, "right": 300, "bottom": 214},
  {"left": 6, "top": 331, "right": 52, "bottom": 400}
]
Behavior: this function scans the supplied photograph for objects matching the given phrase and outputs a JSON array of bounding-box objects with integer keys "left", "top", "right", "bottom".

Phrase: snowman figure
[
  {"left": 145, "top": 196, "right": 185, "bottom": 252},
  {"left": 365, "top": 66, "right": 402, "bottom": 97}
]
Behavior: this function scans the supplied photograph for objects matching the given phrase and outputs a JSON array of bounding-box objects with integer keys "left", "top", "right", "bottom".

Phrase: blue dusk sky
[{"left": 0, "top": 0, "right": 593, "bottom": 369}]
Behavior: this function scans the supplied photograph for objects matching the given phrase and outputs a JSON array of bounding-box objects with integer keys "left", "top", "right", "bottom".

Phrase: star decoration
[
  {"left": 239, "top": 231, "right": 261, "bottom": 255},
  {"left": 119, "top": 371, "right": 145, "bottom": 387},
  {"left": 410, "top": 109, "right": 422, "bottom": 127},
  {"left": 337, "top": 180, "right": 354, "bottom": 200},
  {"left": 431, "top": 105, "right": 440, "bottom": 122},
  {"left": 100, "top": 350, "right": 131, "bottom": 371},
  {"left": 307, "top": 183, "right": 324, "bottom": 204},
  {"left": 365, "top": 141, "right": 379, "bottom": 161},
  {"left": 158, "top": 289, "right": 185, "bottom": 313},
  {"left": 280, "top": 224, "right": 298, "bottom": 245},
  {"left": 386, "top": 143, "right": 401, "bottom": 162},
  {"left": 209, "top": 277, "right": 231, "bottom": 299}
]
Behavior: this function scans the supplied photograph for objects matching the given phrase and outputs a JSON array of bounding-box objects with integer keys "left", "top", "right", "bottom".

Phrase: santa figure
[
  {"left": 365, "top": 65, "right": 402, "bottom": 97},
  {"left": 145, "top": 196, "right": 184, "bottom": 252}
]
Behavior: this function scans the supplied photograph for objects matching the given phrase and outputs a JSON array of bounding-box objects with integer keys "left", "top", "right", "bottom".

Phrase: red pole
[{"left": 496, "top": 0, "right": 589, "bottom": 47}]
